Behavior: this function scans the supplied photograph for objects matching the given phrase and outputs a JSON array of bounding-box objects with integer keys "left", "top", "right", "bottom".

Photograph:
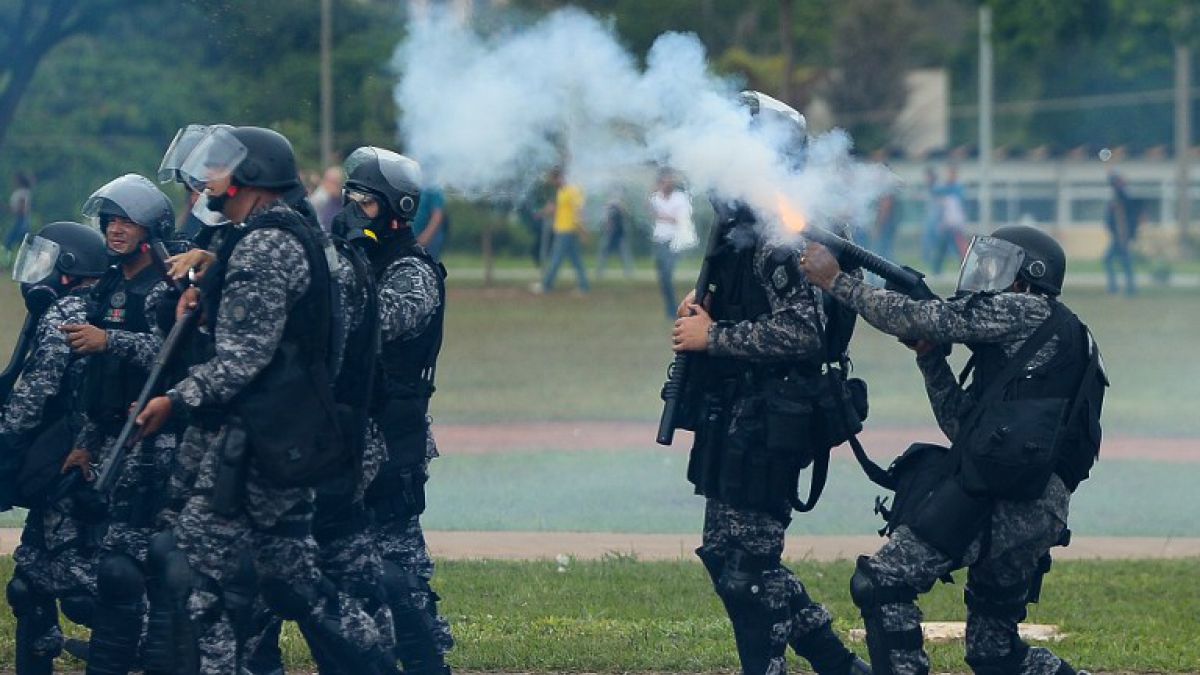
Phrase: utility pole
[
  {"left": 978, "top": 5, "right": 994, "bottom": 231},
  {"left": 320, "top": 0, "right": 334, "bottom": 169},
  {"left": 1175, "top": 43, "right": 1192, "bottom": 241},
  {"left": 779, "top": 0, "right": 794, "bottom": 103}
]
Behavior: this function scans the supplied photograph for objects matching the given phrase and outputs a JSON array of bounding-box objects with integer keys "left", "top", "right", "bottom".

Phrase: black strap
[
  {"left": 1064, "top": 328, "right": 1102, "bottom": 440},
  {"left": 970, "top": 303, "right": 1070, "bottom": 412},
  {"left": 848, "top": 434, "right": 893, "bottom": 490},
  {"left": 792, "top": 447, "right": 829, "bottom": 513}
]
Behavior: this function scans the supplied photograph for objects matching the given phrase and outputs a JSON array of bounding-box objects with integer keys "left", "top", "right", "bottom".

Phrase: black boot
[{"left": 85, "top": 600, "right": 146, "bottom": 674}]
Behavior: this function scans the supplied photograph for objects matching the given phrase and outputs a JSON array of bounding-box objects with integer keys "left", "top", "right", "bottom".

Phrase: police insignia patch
[
  {"left": 772, "top": 265, "right": 789, "bottom": 291},
  {"left": 229, "top": 299, "right": 248, "bottom": 323},
  {"left": 110, "top": 291, "right": 127, "bottom": 309}
]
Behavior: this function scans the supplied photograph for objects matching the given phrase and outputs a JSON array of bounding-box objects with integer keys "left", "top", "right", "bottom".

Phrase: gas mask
[{"left": 20, "top": 281, "right": 61, "bottom": 315}]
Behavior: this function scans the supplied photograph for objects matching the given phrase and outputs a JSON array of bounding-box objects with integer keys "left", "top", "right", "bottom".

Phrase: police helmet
[
  {"left": 12, "top": 222, "right": 107, "bottom": 284},
  {"left": 991, "top": 225, "right": 1067, "bottom": 296},
  {"left": 81, "top": 174, "right": 175, "bottom": 240},
  {"left": 176, "top": 125, "right": 301, "bottom": 194},
  {"left": 343, "top": 146, "right": 423, "bottom": 222},
  {"left": 739, "top": 90, "right": 808, "bottom": 167}
]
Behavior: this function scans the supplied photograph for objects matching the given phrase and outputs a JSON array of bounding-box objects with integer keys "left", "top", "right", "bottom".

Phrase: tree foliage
[{"left": 1, "top": 0, "right": 1198, "bottom": 237}]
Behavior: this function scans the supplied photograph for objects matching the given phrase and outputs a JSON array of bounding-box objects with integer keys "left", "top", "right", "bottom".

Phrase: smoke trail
[{"left": 394, "top": 7, "right": 895, "bottom": 240}]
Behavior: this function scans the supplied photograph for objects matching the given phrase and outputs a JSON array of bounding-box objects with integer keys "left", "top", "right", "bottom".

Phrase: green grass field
[
  {"left": 0, "top": 555, "right": 1197, "bottom": 672},
  {"left": 2, "top": 264, "right": 1200, "bottom": 671}
]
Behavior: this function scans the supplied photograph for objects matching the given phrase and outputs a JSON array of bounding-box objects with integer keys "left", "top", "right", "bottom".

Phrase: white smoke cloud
[{"left": 394, "top": 7, "right": 895, "bottom": 241}]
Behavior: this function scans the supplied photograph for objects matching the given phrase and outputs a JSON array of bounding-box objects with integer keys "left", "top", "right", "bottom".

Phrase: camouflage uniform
[
  {"left": 246, "top": 246, "right": 398, "bottom": 673},
  {"left": 693, "top": 232, "right": 860, "bottom": 675},
  {"left": 826, "top": 272, "right": 1075, "bottom": 675},
  {"left": 76, "top": 278, "right": 175, "bottom": 564},
  {"left": 370, "top": 253, "right": 455, "bottom": 657},
  {"left": 2, "top": 293, "right": 98, "bottom": 660},
  {"left": 167, "top": 206, "right": 383, "bottom": 674}
]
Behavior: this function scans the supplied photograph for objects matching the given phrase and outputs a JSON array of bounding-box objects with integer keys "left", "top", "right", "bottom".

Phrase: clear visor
[
  {"left": 158, "top": 125, "right": 211, "bottom": 183},
  {"left": 342, "top": 188, "right": 379, "bottom": 207},
  {"left": 12, "top": 234, "right": 61, "bottom": 284},
  {"left": 178, "top": 127, "right": 248, "bottom": 193},
  {"left": 191, "top": 194, "right": 228, "bottom": 228},
  {"left": 80, "top": 175, "right": 164, "bottom": 228},
  {"left": 345, "top": 146, "right": 422, "bottom": 194},
  {"left": 956, "top": 236, "right": 1026, "bottom": 294}
]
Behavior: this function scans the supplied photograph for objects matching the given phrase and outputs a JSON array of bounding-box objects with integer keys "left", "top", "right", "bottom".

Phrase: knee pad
[
  {"left": 694, "top": 546, "right": 724, "bottom": 584},
  {"left": 381, "top": 560, "right": 428, "bottom": 607},
  {"left": 148, "top": 530, "right": 178, "bottom": 571},
  {"left": 97, "top": 553, "right": 146, "bottom": 604},
  {"left": 965, "top": 641, "right": 1030, "bottom": 675},
  {"left": 850, "top": 557, "right": 918, "bottom": 614},
  {"left": 6, "top": 573, "right": 48, "bottom": 617},
  {"left": 260, "top": 578, "right": 312, "bottom": 621},
  {"left": 964, "top": 580, "right": 1029, "bottom": 624},
  {"left": 261, "top": 575, "right": 336, "bottom": 623},
  {"left": 714, "top": 548, "right": 778, "bottom": 605},
  {"left": 59, "top": 591, "right": 95, "bottom": 626}
]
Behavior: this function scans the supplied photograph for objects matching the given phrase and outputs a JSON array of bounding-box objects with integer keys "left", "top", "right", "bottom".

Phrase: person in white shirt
[{"left": 649, "top": 168, "right": 696, "bottom": 319}]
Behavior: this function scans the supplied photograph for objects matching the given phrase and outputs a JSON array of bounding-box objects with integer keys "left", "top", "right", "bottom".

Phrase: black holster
[{"left": 211, "top": 422, "right": 248, "bottom": 518}]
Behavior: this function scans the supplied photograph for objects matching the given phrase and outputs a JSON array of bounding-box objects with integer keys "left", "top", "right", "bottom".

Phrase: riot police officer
[
  {"left": 2, "top": 221, "right": 108, "bottom": 674},
  {"left": 336, "top": 145, "right": 455, "bottom": 674},
  {"left": 801, "top": 226, "right": 1105, "bottom": 675},
  {"left": 670, "top": 92, "right": 868, "bottom": 675},
  {"left": 58, "top": 174, "right": 178, "bottom": 675},
  {"left": 134, "top": 125, "right": 391, "bottom": 674}
]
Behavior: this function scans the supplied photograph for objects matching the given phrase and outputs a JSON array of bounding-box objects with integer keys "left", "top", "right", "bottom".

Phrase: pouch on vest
[
  {"left": 957, "top": 397, "right": 1064, "bottom": 500},
  {"left": 12, "top": 417, "right": 77, "bottom": 508},
  {"left": 376, "top": 397, "right": 429, "bottom": 468},
  {"left": 815, "top": 372, "right": 868, "bottom": 450},
  {"left": 870, "top": 442, "right": 991, "bottom": 561},
  {"left": 763, "top": 375, "right": 816, "bottom": 469},
  {"left": 236, "top": 342, "right": 347, "bottom": 487},
  {"left": 953, "top": 305, "right": 1071, "bottom": 501}
]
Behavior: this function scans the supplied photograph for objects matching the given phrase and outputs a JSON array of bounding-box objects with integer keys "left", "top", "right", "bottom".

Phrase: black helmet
[
  {"left": 229, "top": 126, "right": 302, "bottom": 191},
  {"left": 176, "top": 125, "right": 301, "bottom": 193},
  {"left": 343, "top": 146, "right": 423, "bottom": 222},
  {"left": 11, "top": 221, "right": 107, "bottom": 312},
  {"left": 81, "top": 174, "right": 175, "bottom": 240},
  {"left": 739, "top": 90, "right": 808, "bottom": 168},
  {"left": 989, "top": 225, "right": 1066, "bottom": 296}
]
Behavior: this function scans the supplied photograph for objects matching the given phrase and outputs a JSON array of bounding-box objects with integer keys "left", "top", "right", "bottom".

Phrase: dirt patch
[{"left": 436, "top": 421, "right": 1200, "bottom": 463}]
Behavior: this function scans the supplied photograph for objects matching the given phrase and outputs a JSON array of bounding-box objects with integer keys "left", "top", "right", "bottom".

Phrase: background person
[
  {"left": 1104, "top": 171, "right": 1139, "bottom": 296},
  {"left": 5, "top": 172, "right": 33, "bottom": 257},
  {"left": 649, "top": 168, "right": 695, "bottom": 318},
  {"left": 534, "top": 168, "right": 589, "bottom": 295}
]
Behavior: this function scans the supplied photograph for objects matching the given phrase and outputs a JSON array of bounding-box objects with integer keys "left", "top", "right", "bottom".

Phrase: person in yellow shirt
[{"left": 536, "top": 167, "right": 590, "bottom": 294}]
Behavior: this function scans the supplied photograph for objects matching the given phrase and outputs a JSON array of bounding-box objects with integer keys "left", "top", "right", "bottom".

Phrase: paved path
[
  {"left": 4, "top": 528, "right": 1198, "bottom": 561},
  {"left": 436, "top": 420, "right": 1200, "bottom": 462}
]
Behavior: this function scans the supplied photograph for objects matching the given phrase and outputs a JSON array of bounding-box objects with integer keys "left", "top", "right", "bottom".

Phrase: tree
[
  {"left": 827, "top": 0, "right": 916, "bottom": 151},
  {"left": 0, "top": 0, "right": 154, "bottom": 153}
]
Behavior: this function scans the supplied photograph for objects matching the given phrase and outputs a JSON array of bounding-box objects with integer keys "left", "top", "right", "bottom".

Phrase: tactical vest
[
  {"left": 687, "top": 233, "right": 825, "bottom": 519},
  {"left": 699, "top": 239, "right": 774, "bottom": 382},
  {"left": 196, "top": 204, "right": 348, "bottom": 487},
  {"left": 959, "top": 300, "right": 1097, "bottom": 491},
  {"left": 82, "top": 265, "right": 158, "bottom": 427},
  {"left": 198, "top": 206, "right": 335, "bottom": 374},
  {"left": 370, "top": 232, "right": 447, "bottom": 468}
]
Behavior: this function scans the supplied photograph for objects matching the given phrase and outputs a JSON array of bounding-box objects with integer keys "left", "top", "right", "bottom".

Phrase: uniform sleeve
[
  {"left": 73, "top": 415, "right": 103, "bottom": 455},
  {"left": 707, "top": 242, "right": 823, "bottom": 362},
  {"left": 172, "top": 229, "right": 310, "bottom": 408},
  {"left": 0, "top": 299, "right": 81, "bottom": 436},
  {"left": 915, "top": 351, "right": 972, "bottom": 441},
  {"left": 378, "top": 258, "right": 441, "bottom": 344},
  {"left": 104, "top": 280, "right": 169, "bottom": 370},
  {"left": 826, "top": 272, "right": 1051, "bottom": 344}
]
